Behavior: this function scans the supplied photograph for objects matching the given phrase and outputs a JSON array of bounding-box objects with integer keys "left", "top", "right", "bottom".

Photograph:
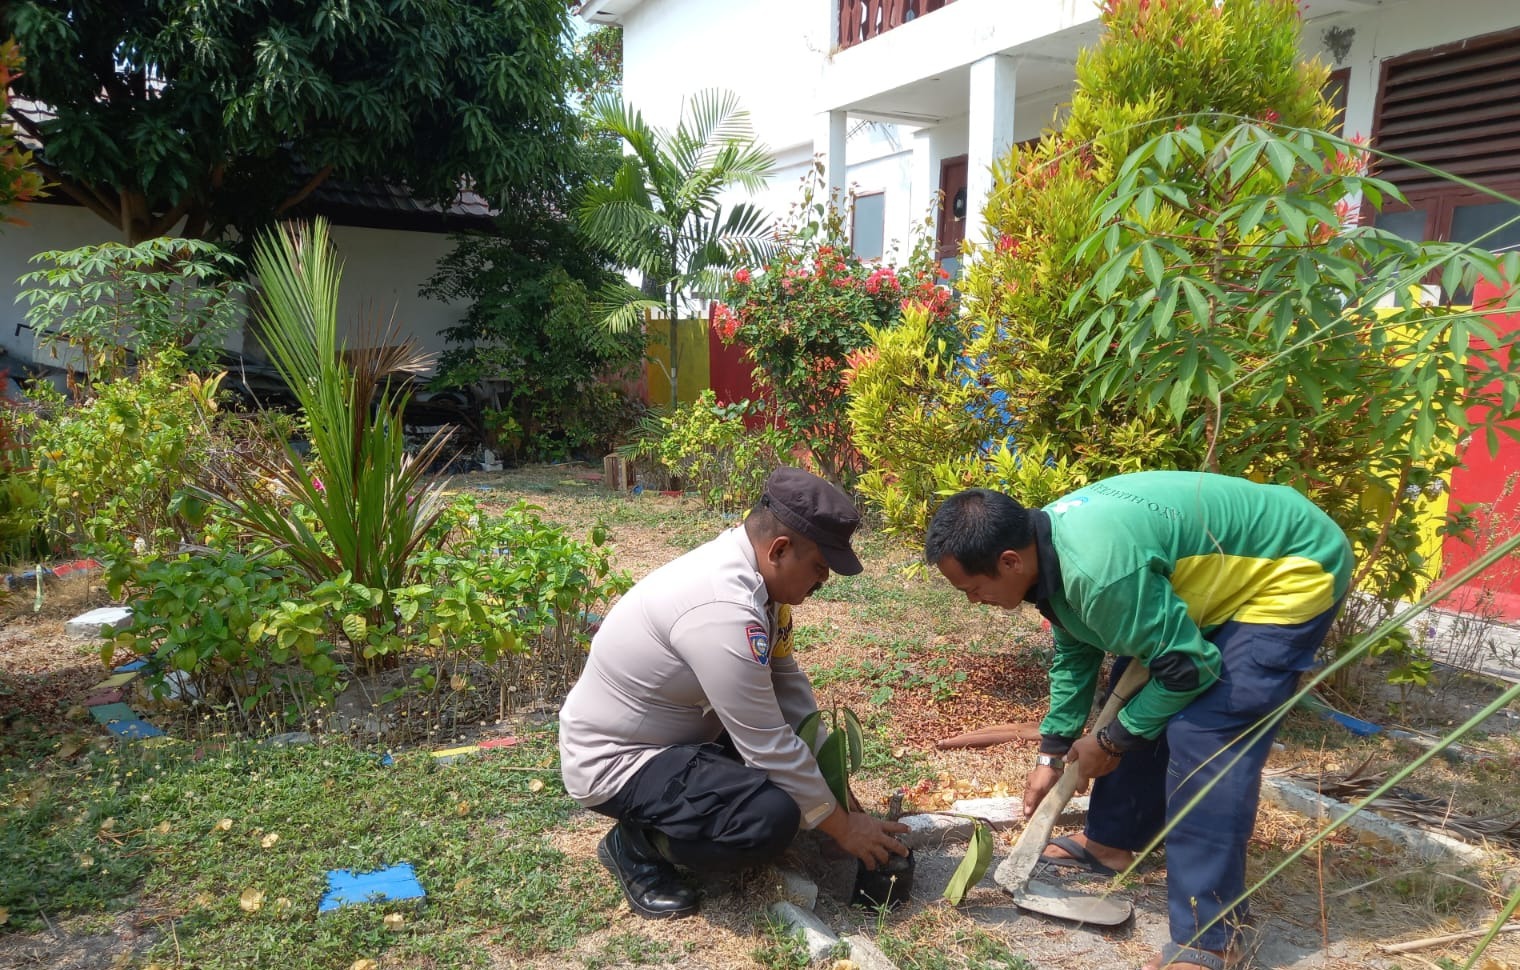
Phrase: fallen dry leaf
[
  {"left": 77, "top": 853, "right": 94, "bottom": 868},
  {"left": 274, "top": 897, "right": 292, "bottom": 914},
  {"left": 213, "top": 818, "right": 233, "bottom": 833},
  {"left": 239, "top": 888, "right": 265, "bottom": 912},
  {"left": 456, "top": 800, "right": 471, "bottom": 817},
  {"left": 0, "top": 906, "right": 8, "bottom": 925},
  {"left": 384, "top": 912, "right": 405, "bottom": 932},
  {"left": 528, "top": 778, "right": 545, "bottom": 793},
  {"left": 154, "top": 820, "right": 172, "bottom": 835},
  {"left": 260, "top": 833, "right": 280, "bottom": 849},
  {"left": 450, "top": 673, "right": 468, "bottom": 691},
  {"left": 350, "top": 961, "right": 379, "bottom": 970}
]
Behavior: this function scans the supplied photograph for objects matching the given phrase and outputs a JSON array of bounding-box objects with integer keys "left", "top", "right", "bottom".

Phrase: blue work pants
[{"left": 1085, "top": 605, "right": 1341, "bottom": 952}]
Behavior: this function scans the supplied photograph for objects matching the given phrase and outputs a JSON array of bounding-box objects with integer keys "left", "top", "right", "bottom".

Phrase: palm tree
[{"left": 577, "top": 89, "right": 773, "bottom": 409}]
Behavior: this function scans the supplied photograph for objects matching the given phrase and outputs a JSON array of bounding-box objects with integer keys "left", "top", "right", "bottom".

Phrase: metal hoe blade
[
  {"left": 1010, "top": 877, "right": 1133, "bottom": 926},
  {"left": 992, "top": 662, "right": 1151, "bottom": 927}
]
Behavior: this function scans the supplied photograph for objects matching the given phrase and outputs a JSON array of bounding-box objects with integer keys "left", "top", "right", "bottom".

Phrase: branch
[
  {"left": 146, "top": 193, "right": 199, "bottom": 239},
  {"left": 275, "top": 164, "right": 334, "bottom": 214},
  {"left": 1350, "top": 458, "right": 1411, "bottom": 591},
  {"left": 25, "top": 158, "right": 120, "bottom": 227},
  {"left": 4, "top": 108, "right": 122, "bottom": 217}
]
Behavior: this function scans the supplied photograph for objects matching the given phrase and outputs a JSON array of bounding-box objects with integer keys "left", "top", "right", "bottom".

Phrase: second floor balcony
[{"left": 837, "top": 0, "right": 959, "bottom": 50}]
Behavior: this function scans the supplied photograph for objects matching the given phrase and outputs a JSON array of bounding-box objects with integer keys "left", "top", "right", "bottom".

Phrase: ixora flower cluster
[
  {"left": 711, "top": 239, "right": 956, "bottom": 486},
  {"left": 714, "top": 244, "right": 950, "bottom": 347}
]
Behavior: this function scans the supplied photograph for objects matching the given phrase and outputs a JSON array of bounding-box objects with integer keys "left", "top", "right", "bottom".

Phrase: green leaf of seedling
[
  {"left": 843, "top": 708, "right": 864, "bottom": 774},
  {"left": 815, "top": 730, "right": 850, "bottom": 808},
  {"left": 341, "top": 613, "right": 367, "bottom": 643},
  {"left": 797, "top": 710, "right": 823, "bottom": 752},
  {"left": 943, "top": 818, "right": 995, "bottom": 906}
]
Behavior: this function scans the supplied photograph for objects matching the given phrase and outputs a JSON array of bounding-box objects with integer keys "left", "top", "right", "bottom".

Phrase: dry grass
[
  {"left": 6, "top": 465, "right": 1520, "bottom": 969},
  {"left": 486, "top": 465, "right": 1520, "bottom": 970}
]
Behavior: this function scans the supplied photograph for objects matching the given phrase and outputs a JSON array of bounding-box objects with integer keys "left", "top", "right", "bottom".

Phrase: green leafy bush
[
  {"left": 423, "top": 209, "right": 646, "bottom": 463},
  {"left": 0, "top": 393, "right": 47, "bottom": 565},
  {"left": 850, "top": 0, "right": 1332, "bottom": 542},
  {"left": 16, "top": 237, "right": 248, "bottom": 383},
  {"left": 626, "top": 391, "right": 795, "bottom": 512},
  {"left": 23, "top": 355, "right": 224, "bottom": 553},
  {"left": 105, "top": 498, "right": 629, "bottom": 736},
  {"left": 204, "top": 218, "right": 455, "bottom": 664}
]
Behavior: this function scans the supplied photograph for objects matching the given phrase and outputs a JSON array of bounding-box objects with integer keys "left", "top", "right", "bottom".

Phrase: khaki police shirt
[{"left": 558, "top": 526, "right": 838, "bottom": 828}]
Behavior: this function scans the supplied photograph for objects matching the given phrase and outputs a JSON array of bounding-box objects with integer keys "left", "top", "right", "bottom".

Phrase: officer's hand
[
  {"left": 1021, "top": 762, "right": 1062, "bottom": 819},
  {"left": 1067, "top": 734, "right": 1121, "bottom": 786},
  {"left": 820, "top": 808, "right": 910, "bottom": 870}
]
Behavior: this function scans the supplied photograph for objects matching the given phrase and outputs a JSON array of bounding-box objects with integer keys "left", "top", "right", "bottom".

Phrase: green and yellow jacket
[{"left": 1031, "top": 471, "right": 1353, "bottom": 752}]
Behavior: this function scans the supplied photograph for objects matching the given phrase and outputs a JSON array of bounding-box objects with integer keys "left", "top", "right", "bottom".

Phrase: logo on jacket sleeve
[
  {"left": 771, "top": 604, "right": 794, "bottom": 660},
  {"left": 746, "top": 623, "right": 771, "bottom": 665}
]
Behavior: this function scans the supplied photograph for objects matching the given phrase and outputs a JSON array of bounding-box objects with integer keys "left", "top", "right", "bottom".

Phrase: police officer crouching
[{"left": 559, "top": 467, "right": 910, "bottom": 918}]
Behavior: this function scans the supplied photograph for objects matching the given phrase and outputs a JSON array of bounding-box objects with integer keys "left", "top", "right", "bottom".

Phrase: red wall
[{"left": 1440, "top": 278, "right": 1520, "bottom": 620}]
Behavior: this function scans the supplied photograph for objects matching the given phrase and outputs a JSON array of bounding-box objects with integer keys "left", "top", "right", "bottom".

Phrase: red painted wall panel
[{"left": 1441, "top": 278, "right": 1520, "bottom": 620}]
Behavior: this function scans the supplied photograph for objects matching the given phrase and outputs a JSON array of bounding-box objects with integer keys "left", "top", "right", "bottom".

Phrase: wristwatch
[{"left": 1035, "top": 754, "right": 1061, "bottom": 768}]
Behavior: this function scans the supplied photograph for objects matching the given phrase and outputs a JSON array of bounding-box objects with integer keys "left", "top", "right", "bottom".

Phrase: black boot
[{"left": 597, "top": 822, "right": 699, "bottom": 919}]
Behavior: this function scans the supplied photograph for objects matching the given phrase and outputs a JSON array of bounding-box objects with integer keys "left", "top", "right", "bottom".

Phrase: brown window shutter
[{"left": 1373, "top": 28, "right": 1520, "bottom": 196}]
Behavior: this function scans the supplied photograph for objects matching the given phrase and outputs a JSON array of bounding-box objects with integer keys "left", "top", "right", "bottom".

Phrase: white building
[
  {"left": 578, "top": 0, "right": 1520, "bottom": 276},
  {"left": 0, "top": 181, "right": 480, "bottom": 382}
]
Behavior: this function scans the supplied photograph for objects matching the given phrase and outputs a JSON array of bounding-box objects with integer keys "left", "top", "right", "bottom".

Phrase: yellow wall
[{"left": 645, "top": 317, "right": 711, "bottom": 407}]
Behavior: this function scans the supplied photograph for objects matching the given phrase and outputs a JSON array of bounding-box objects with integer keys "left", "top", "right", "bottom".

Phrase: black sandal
[{"left": 1156, "top": 942, "right": 1229, "bottom": 970}]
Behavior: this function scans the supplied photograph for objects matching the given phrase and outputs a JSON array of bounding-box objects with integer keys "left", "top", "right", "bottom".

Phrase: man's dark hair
[
  {"left": 744, "top": 505, "right": 805, "bottom": 546},
  {"left": 923, "top": 488, "right": 1032, "bottom": 576}
]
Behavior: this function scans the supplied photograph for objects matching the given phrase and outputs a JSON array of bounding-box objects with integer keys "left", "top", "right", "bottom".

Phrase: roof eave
[{"left": 575, "top": 0, "right": 644, "bottom": 26}]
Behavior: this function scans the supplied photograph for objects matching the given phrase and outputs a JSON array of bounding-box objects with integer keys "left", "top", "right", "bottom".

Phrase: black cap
[{"left": 761, "top": 467, "right": 863, "bottom": 576}]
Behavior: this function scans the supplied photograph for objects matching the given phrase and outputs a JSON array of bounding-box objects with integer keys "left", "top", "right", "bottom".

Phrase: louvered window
[
  {"left": 1371, "top": 27, "right": 1520, "bottom": 275},
  {"left": 1374, "top": 28, "right": 1520, "bottom": 197}
]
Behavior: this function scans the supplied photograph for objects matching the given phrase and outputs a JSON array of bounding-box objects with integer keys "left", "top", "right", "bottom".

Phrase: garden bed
[{"left": 3, "top": 465, "right": 1519, "bottom": 970}]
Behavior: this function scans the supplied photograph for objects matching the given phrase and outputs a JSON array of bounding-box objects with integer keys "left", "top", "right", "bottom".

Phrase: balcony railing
[{"left": 838, "top": 0, "right": 958, "bottom": 50}]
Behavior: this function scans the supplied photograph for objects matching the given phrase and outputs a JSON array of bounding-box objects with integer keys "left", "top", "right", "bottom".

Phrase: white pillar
[
  {"left": 910, "top": 128, "right": 936, "bottom": 258},
  {"left": 965, "top": 54, "right": 1018, "bottom": 251},
  {"left": 814, "top": 110, "right": 848, "bottom": 206}
]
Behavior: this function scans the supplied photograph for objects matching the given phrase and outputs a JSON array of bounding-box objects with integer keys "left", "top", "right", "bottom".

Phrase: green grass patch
[
  {"left": 1, "top": 730, "right": 613, "bottom": 968},
  {"left": 875, "top": 915, "right": 1034, "bottom": 970}
]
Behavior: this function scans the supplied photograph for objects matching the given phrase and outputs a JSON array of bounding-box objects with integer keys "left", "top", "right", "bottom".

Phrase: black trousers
[{"left": 591, "top": 738, "right": 801, "bottom": 873}]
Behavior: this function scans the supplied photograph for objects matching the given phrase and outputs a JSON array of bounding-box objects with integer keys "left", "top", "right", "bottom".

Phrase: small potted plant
[{"left": 798, "top": 706, "right": 916, "bottom": 909}]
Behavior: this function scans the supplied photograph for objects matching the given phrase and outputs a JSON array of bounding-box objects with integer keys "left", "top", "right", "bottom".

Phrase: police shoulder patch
[{"left": 746, "top": 622, "right": 771, "bottom": 665}]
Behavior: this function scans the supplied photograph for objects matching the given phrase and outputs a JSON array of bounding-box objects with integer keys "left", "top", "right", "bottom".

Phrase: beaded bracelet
[{"left": 1094, "top": 726, "right": 1124, "bottom": 757}]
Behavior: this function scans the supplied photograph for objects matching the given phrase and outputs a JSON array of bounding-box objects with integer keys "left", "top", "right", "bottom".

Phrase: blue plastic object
[
  {"left": 114, "top": 659, "right": 148, "bottom": 672},
  {"left": 319, "top": 863, "right": 426, "bottom": 912},
  {"left": 106, "top": 719, "right": 164, "bottom": 739},
  {"left": 1321, "top": 710, "right": 1383, "bottom": 736}
]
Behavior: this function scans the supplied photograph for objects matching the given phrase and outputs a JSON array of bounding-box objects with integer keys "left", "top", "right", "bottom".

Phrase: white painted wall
[
  {"left": 621, "top": 0, "right": 825, "bottom": 155},
  {"left": 327, "top": 224, "right": 465, "bottom": 365},
  {"left": 0, "top": 202, "right": 467, "bottom": 374}
]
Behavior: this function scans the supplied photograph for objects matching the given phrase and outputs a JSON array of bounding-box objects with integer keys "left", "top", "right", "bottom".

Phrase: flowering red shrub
[{"left": 714, "top": 187, "right": 955, "bottom": 487}]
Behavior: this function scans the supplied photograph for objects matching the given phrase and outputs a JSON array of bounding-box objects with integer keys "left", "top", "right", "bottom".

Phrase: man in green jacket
[{"left": 925, "top": 471, "right": 1352, "bottom": 970}]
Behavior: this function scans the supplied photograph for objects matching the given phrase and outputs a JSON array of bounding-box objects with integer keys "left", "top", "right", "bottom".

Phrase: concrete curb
[
  {"left": 842, "top": 932, "right": 903, "bottom": 970},
  {"left": 766, "top": 900, "right": 838, "bottom": 961},
  {"left": 1260, "top": 776, "right": 1488, "bottom": 865}
]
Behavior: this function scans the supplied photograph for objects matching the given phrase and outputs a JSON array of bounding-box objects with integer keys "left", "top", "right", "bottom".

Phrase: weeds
[{"left": 0, "top": 729, "right": 612, "bottom": 968}]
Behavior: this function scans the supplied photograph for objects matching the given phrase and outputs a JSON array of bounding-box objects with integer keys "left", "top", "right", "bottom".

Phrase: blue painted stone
[
  {"left": 89, "top": 702, "right": 138, "bottom": 725},
  {"left": 319, "top": 863, "right": 425, "bottom": 912},
  {"left": 107, "top": 719, "right": 164, "bottom": 739}
]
